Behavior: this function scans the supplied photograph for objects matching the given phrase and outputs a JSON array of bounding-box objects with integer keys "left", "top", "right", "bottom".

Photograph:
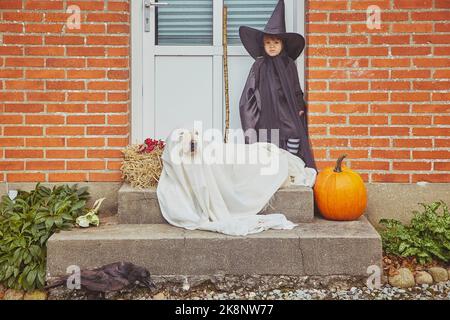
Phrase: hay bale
[{"left": 120, "top": 144, "right": 164, "bottom": 189}]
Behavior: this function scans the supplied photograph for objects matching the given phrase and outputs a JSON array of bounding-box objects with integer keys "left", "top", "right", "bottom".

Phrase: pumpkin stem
[{"left": 334, "top": 154, "right": 347, "bottom": 173}]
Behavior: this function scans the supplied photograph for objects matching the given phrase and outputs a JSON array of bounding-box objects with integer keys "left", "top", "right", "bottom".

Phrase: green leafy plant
[
  {"left": 0, "top": 183, "right": 90, "bottom": 291},
  {"left": 379, "top": 200, "right": 450, "bottom": 265}
]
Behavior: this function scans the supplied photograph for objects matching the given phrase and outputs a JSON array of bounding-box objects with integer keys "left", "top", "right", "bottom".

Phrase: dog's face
[{"left": 179, "top": 128, "right": 200, "bottom": 156}]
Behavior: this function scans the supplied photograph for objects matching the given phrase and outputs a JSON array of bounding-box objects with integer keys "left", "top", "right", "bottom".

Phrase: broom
[{"left": 223, "top": 6, "right": 230, "bottom": 143}]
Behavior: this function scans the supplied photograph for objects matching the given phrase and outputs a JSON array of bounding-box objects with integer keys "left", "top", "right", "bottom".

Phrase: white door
[{"left": 141, "top": 0, "right": 303, "bottom": 141}]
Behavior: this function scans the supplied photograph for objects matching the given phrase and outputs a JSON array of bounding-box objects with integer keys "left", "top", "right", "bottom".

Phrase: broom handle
[{"left": 223, "top": 6, "right": 230, "bottom": 143}]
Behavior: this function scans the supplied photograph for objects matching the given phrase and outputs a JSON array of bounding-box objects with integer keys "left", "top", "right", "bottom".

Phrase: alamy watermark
[
  {"left": 66, "top": 265, "right": 81, "bottom": 290},
  {"left": 367, "top": 5, "right": 382, "bottom": 30},
  {"left": 165, "top": 121, "right": 285, "bottom": 176},
  {"left": 66, "top": 5, "right": 81, "bottom": 30},
  {"left": 366, "top": 265, "right": 382, "bottom": 290}
]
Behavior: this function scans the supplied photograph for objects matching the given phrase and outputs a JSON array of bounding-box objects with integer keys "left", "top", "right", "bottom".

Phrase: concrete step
[
  {"left": 47, "top": 216, "right": 382, "bottom": 278},
  {"left": 117, "top": 183, "right": 314, "bottom": 224}
]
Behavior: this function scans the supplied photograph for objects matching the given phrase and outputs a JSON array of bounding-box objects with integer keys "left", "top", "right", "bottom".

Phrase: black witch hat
[{"left": 239, "top": 0, "right": 305, "bottom": 60}]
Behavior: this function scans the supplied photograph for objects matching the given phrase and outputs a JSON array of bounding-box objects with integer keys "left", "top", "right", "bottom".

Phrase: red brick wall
[
  {"left": 306, "top": 0, "right": 449, "bottom": 183},
  {"left": 1, "top": 0, "right": 449, "bottom": 183},
  {"left": 0, "top": 0, "right": 130, "bottom": 183}
]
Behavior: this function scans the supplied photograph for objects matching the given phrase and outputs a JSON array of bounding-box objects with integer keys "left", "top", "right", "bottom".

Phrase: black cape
[{"left": 239, "top": 49, "right": 317, "bottom": 171}]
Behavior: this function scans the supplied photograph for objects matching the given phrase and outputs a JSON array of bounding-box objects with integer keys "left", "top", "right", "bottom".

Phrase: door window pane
[
  {"left": 156, "top": 0, "right": 213, "bottom": 45},
  {"left": 224, "top": 0, "right": 278, "bottom": 45}
]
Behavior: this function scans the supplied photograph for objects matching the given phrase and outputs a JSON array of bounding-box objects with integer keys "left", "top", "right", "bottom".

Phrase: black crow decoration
[{"left": 45, "top": 261, "right": 156, "bottom": 299}]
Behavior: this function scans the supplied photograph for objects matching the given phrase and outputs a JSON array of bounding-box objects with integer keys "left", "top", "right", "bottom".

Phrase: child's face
[{"left": 263, "top": 35, "right": 283, "bottom": 57}]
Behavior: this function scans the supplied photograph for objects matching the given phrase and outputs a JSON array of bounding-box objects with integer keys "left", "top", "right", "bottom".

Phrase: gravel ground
[{"left": 47, "top": 274, "right": 450, "bottom": 300}]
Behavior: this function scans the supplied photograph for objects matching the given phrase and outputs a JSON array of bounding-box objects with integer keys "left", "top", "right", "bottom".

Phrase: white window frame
[{"left": 130, "top": 0, "right": 305, "bottom": 143}]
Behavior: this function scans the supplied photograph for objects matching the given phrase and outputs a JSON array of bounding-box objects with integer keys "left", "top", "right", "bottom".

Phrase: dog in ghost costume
[{"left": 156, "top": 122, "right": 316, "bottom": 236}]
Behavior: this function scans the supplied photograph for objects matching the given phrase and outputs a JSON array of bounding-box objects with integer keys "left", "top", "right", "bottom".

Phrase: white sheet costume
[{"left": 156, "top": 126, "right": 317, "bottom": 236}]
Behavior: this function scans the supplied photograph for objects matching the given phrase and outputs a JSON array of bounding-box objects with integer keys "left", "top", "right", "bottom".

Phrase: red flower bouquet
[{"left": 139, "top": 138, "right": 165, "bottom": 153}]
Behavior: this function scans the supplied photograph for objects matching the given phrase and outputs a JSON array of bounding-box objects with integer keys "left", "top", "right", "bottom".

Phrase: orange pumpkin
[{"left": 313, "top": 154, "right": 367, "bottom": 221}]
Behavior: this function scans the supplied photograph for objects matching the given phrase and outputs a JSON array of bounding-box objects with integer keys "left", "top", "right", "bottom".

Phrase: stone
[
  {"left": 4, "top": 289, "right": 24, "bottom": 300},
  {"left": 23, "top": 290, "right": 48, "bottom": 300},
  {"left": 297, "top": 218, "right": 382, "bottom": 276},
  {"left": 428, "top": 267, "right": 449, "bottom": 283},
  {"left": 118, "top": 183, "right": 314, "bottom": 224},
  {"left": 152, "top": 292, "right": 166, "bottom": 300},
  {"left": 46, "top": 217, "right": 381, "bottom": 277},
  {"left": 415, "top": 271, "right": 433, "bottom": 285},
  {"left": 365, "top": 183, "right": 450, "bottom": 229},
  {"left": 388, "top": 268, "right": 415, "bottom": 288}
]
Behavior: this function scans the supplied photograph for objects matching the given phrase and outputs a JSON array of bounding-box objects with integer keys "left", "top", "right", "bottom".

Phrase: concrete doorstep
[
  {"left": 117, "top": 183, "right": 315, "bottom": 224},
  {"left": 47, "top": 216, "right": 382, "bottom": 278}
]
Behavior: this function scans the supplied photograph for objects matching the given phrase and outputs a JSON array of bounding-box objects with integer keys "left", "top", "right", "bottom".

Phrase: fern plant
[
  {"left": 379, "top": 200, "right": 450, "bottom": 265},
  {"left": 0, "top": 183, "right": 90, "bottom": 290}
]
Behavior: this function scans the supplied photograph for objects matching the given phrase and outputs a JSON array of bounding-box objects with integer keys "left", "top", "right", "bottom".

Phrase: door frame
[{"left": 130, "top": 0, "right": 305, "bottom": 143}]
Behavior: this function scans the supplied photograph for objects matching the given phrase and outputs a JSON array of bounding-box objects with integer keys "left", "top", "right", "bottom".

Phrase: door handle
[
  {"left": 144, "top": 0, "right": 169, "bottom": 7},
  {"left": 144, "top": 0, "right": 169, "bottom": 32}
]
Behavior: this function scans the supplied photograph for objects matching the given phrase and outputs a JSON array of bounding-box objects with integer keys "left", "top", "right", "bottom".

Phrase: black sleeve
[
  {"left": 290, "top": 61, "right": 309, "bottom": 137},
  {"left": 239, "top": 64, "right": 260, "bottom": 144}
]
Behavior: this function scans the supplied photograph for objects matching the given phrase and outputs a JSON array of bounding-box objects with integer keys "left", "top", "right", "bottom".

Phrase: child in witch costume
[{"left": 239, "top": 0, "right": 317, "bottom": 171}]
